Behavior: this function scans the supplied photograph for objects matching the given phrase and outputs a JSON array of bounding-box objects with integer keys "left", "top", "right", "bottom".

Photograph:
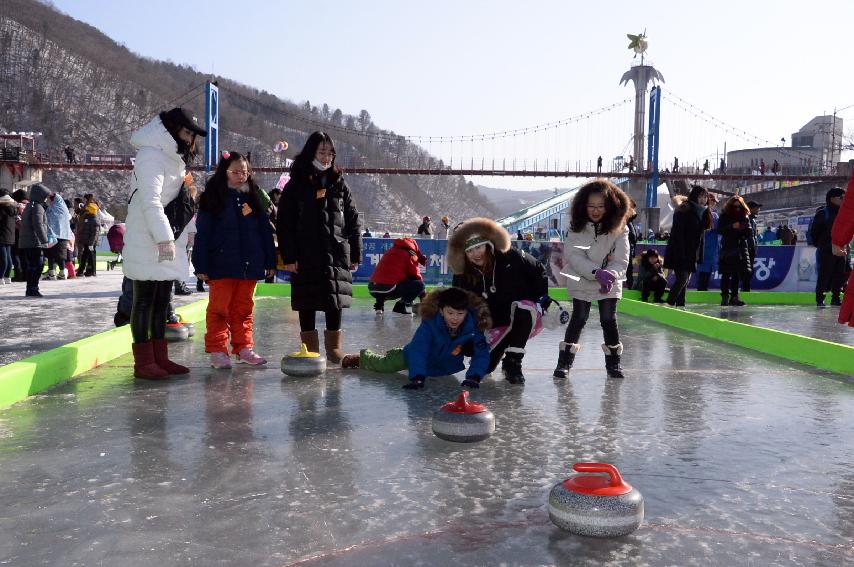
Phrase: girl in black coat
[
  {"left": 717, "top": 196, "right": 753, "bottom": 306},
  {"left": 276, "top": 132, "right": 362, "bottom": 364},
  {"left": 448, "top": 217, "right": 549, "bottom": 385},
  {"left": 663, "top": 185, "right": 712, "bottom": 306}
]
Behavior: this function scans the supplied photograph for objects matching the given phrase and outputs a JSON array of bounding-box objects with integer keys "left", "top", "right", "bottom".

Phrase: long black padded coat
[
  {"left": 716, "top": 212, "right": 753, "bottom": 275},
  {"left": 663, "top": 199, "right": 709, "bottom": 272},
  {"left": 276, "top": 163, "right": 362, "bottom": 311}
]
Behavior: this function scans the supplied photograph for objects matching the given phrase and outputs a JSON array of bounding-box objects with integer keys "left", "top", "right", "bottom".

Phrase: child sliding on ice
[{"left": 341, "top": 287, "right": 492, "bottom": 390}]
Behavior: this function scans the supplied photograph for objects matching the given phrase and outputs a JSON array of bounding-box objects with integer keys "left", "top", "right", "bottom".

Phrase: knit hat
[{"left": 464, "top": 234, "right": 493, "bottom": 252}]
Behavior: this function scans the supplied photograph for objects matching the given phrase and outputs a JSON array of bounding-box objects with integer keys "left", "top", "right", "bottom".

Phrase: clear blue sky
[{"left": 50, "top": 0, "right": 854, "bottom": 189}]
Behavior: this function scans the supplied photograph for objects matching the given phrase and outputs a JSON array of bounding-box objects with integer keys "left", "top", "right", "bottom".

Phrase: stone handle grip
[{"left": 573, "top": 462, "right": 624, "bottom": 487}]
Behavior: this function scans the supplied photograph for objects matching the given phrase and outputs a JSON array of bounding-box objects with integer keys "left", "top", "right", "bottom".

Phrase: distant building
[{"left": 726, "top": 115, "right": 843, "bottom": 175}]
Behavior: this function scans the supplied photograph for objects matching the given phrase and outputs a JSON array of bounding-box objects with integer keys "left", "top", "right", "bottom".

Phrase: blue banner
[{"left": 275, "top": 238, "right": 801, "bottom": 291}]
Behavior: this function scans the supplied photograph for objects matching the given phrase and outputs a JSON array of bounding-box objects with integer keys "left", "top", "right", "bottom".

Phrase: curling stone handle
[{"left": 572, "top": 463, "right": 624, "bottom": 487}]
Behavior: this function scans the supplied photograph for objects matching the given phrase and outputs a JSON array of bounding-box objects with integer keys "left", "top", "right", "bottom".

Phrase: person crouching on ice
[
  {"left": 341, "top": 287, "right": 491, "bottom": 390},
  {"left": 368, "top": 237, "right": 427, "bottom": 316}
]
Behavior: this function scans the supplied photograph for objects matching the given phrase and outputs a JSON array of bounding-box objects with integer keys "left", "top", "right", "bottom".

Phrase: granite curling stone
[
  {"left": 432, "top": 391, "right": 495, "bottom": 443},
  {"left": 281, "top": 343, "right": 326, "bottom": 377},
  {"left": 548, "top": 462, "right": 644, "bottom": 537},
  {"left": 165, "top": 321, "right": 190, "bottom": 342},
  {"left": 177, "top": 316, "right": 195, "bottom": 338}
]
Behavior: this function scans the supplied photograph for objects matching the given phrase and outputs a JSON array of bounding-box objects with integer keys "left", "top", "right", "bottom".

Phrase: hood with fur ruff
[
  {"left": 446, "top": 217, "right": 511, "bottom": 274},
  {"left": 417, "top": 287, "right": 492, "bottom": 331}
]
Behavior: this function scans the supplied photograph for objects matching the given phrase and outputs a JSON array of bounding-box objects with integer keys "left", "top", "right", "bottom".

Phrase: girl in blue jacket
[
  {"left": 341, "top": 287, "right": 492, "bottom": 390},
  {"left": 193, "top": 152, "right": 276, "bottom": 369}
]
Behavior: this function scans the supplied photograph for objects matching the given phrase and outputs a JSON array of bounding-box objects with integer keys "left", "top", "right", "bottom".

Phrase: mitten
[
  {"left": 460, "top": 375, "right": 481, "bottom": 389},
  {"left": 595, "top": 269, "right": 616, "bottom": 294}
]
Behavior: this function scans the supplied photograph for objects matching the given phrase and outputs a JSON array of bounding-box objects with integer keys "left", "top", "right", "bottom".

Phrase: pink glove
[
  {"left": 595, "top": 269, "right": 616, "bottom": 294},
  {"left": 839, "top": 270, "right": 854, "bottom": 327}
]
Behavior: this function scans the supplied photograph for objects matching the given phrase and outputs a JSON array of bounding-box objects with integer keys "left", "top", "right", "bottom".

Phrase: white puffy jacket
[
  {"left": 122, "top": 117, "right": 186, "bottom": 281},
  {"left": 562, "top": 223, "right": 630, "bottom": 302}
]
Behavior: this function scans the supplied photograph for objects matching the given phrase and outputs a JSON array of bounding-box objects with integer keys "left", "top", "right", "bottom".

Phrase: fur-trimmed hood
[
  {"left": 671, "top": 194, "right": 688, "bottom": 211},
  {"left": 446, "top": 217, "right": 511, "bottom": 274},
  {"left": 417, "top": 287, "right": 492, "bottom": 331}
]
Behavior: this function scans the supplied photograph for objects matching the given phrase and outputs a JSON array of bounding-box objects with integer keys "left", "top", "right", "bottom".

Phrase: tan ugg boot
[
  {"left": 299, "top": 330, "right": 320, "bottom": 354},
  {"left": 323, "top": 329, "right": 344, "bottom": 364}
]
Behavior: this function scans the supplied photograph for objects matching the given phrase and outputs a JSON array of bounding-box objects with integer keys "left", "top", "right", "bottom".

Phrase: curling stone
[
  {"left": 548, "top": 462, "right": 643, "bottom": 537},
  {"left": 281, "top": 343, "right": 326, "bottom": 377},
  {"left": 432, "top": 391, "right": 495, "bottom": 443},
  {"left": 175, "top": 315, "right": 195, "bottom": 338},
  {"left": 165, "top": 321, "right": 190, "bottom": 342}
]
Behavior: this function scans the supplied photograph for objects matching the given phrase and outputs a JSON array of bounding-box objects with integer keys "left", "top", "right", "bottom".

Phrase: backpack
[{"left": 806, "top": 207, "right": 830, "bottom": 246}]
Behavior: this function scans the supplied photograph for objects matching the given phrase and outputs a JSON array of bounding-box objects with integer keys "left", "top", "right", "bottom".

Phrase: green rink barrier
[
  {"left": 255, "top": 283, "right": 815, "bottom": 305},
  {"left": 619, "top": 298, "right": 854, "bottom": 376},
  {"left": 0, "top": 299, "right": 209, "bottom": 410}
]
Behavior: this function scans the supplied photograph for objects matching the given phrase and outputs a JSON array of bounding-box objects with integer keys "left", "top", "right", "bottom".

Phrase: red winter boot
[
  {"left": 133, "top": 342, "right": 168, "bottom": 380},
  {"left": 152, "top": 339, "right": 190, "bottom": 374}
]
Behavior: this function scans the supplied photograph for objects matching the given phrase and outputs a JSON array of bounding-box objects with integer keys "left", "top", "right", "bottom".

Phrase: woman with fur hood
[
  {"left": 341, "top": 287, "right": 491, "bottom": 390},
  {"left": 663, "top": 185, "right": 713, "bottom": 306},
  {"left": 555, "top": 179, "right": 632, "bottom": 379},
  {"left": 448, "top": 217, "right": 549, "bottom": 385}
]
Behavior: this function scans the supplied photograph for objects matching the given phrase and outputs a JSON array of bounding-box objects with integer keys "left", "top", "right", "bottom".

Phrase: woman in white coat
[
  {"left": 123, "top": 107, "right": 206, "bottom": 379},
  {"left": 554, "top": 179, "right": 632, "bottom": 379}
]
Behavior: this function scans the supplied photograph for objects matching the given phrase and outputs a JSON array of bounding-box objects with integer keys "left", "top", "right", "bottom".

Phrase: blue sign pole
[
  {"left": 645, "top": 86, "right": 661, "bottom": 208},
  {"left": 204, "top": 81, "right": 219, "bottom": 173}
]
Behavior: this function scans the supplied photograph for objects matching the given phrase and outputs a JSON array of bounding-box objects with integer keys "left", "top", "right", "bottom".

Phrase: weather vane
[{"left": 627, "top": 30, "right": 648, "bottom": 58}]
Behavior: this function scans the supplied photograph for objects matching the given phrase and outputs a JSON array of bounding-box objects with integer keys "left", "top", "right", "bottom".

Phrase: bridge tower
[{"left": 619, "top": 32, "right": 664, "bottom": 232}]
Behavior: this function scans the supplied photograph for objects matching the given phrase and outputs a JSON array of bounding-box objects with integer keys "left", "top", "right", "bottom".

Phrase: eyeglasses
[{"left": 227, "top": 170, "right": 250, "bottom": 177}]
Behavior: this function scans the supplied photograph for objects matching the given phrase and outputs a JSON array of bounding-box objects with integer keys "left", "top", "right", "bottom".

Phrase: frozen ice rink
[{"left": 1, "top": 297, "right": 853, "bottom": 566}]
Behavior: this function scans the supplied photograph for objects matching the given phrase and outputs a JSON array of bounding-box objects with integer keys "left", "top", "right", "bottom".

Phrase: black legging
[
  {"left": 298, "top": 309, "right": 342, "bottom": 332},
  {"left": 719, "top": 272, "right": 740, "bottom": 296},
  {"left": 130, "top": 280, "right": 172, "bottom": 343},
  {"left": 667, "top": 270, "right": 692, "bottom": 306},
  {"left": 564, "top": 298, "right": 620, "bottom": 346},
  {"left": 487, "top": 307, "right": 533, "bottom": 373}
]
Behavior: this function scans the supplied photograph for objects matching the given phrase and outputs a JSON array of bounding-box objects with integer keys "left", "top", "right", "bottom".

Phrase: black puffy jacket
[
  {"left": 452, "top": 247, "right": 548, "bottom": 328},
  {"left": 664, "top": 201, "right": 708, "bottom": 272},
  {"left": 717, "top": 212, "right": 753, "bottom": 274},
  {"left": 276, "top": 164, "right": 361, "bottom": 311}
]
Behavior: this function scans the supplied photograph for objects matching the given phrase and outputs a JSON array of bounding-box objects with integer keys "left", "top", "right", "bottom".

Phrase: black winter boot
[
  {"left": 602, "top": 343, "right": 624, "bottom": 378},
  {"left": 553, "top": 342, "right": 579, "bottom": 379},
  {"left": 502, "top": 349, "right": 526, "bottom": 384},
  {"left": 720, "top": 293, "right": 730, "bottom": 306}
]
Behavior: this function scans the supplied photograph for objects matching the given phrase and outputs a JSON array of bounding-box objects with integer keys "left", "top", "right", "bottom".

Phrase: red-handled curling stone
[
  {"left": 165, "top": 321, "right": 189, "bottom": 342},
  {"left": 431, "top": 391, "right": 495, "bottom": 442},
  {"left": 548, "top": 462, "right": 644, "bottom": 537}
]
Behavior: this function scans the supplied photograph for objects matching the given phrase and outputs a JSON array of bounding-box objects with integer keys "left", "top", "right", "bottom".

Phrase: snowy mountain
[{"left": 0, "top": 0, "right": 497, "bottom": 228}]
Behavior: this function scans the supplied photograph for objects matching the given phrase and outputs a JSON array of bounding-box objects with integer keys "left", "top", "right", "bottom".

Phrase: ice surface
[
  {"left": 686, "top": 303, "right": 854, "bottom": 346},
  {"left": 1, "top": 297, "right": 853, "bottom": 566}
]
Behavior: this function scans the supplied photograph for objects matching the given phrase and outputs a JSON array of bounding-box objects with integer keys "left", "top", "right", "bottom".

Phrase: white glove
[{"left": 157, "top": 241, "right": 176, "bottom": 263}]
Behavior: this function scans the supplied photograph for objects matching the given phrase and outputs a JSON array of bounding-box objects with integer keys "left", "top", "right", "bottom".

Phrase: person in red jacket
[
  {"left": 369, "top": 237, "right": 427, "bottom": 316},
  {"left": 832, "top": 172, "right": 854, "bottom": 326}
]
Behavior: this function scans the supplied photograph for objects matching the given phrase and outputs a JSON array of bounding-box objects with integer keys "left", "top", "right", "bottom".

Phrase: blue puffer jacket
[
  {"left": 192, "top": 188, "right": 276, "bottom": 280},
  {"left": 402, "top": 288, "right": 492, "bottom": 380}
]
